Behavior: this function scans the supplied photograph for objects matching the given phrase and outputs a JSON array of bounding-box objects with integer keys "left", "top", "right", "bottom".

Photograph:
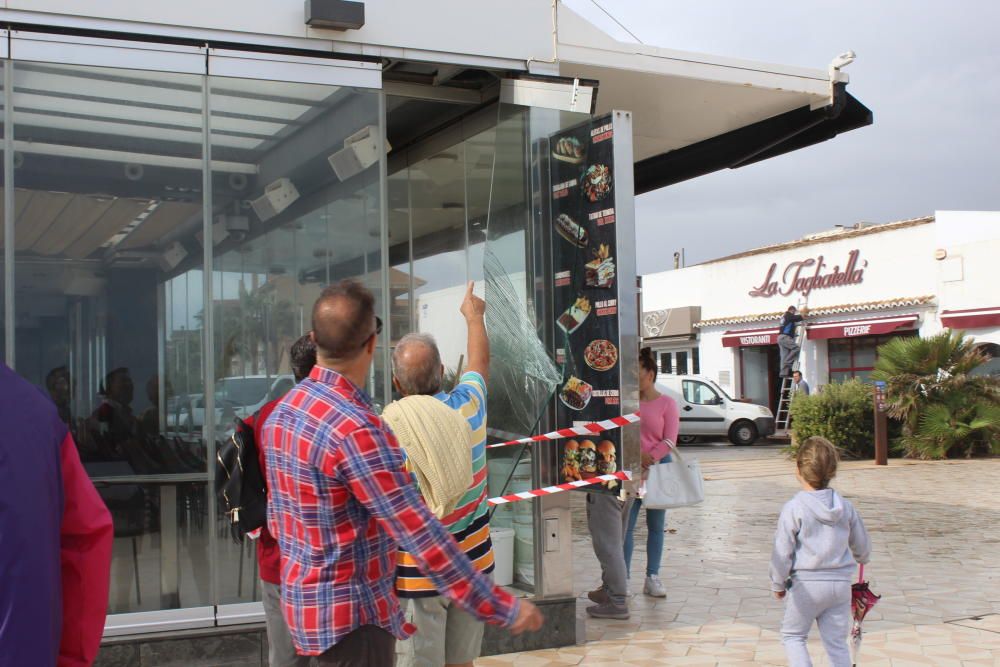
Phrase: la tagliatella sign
[{"left": 749, "top": 249, "right": 867, "bottom": 298}]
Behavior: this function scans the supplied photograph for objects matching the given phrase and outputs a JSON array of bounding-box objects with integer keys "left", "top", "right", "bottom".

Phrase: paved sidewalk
[{"left": 477, "top": 446, "right": 1000, "bottom": 666}]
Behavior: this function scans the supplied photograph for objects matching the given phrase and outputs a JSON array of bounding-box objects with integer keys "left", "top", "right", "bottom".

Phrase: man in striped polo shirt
[{"left": 393, "top": 282, "right": 496, "bottom": 667}]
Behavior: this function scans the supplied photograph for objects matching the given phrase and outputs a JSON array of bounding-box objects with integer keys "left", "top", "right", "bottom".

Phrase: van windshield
[{"left": 704, "top": 379, "right": 734, "bottom": 402}]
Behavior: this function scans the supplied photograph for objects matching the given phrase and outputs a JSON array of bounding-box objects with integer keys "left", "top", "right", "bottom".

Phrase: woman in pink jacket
[{"left": 623, "top": 348, "right": 679, "bottom": 598}]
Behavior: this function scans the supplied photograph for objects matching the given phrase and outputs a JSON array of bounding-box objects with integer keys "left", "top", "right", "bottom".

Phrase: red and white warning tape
[
  {"left": 487, "top": 471, "right": 631, "bottom": 505},
  {"left": 486, "top": 412, "right": 640, "bottom": 449}
]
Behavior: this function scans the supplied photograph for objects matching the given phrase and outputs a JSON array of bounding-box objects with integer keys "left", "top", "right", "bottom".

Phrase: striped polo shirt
[{"left": 396, "top": 371, "right": 494, "bottom": 598}]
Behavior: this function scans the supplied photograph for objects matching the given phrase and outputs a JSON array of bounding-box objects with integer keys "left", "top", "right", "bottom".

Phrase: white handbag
[{"left": 642, "top": 448, "right": 705, "bottom": 510}]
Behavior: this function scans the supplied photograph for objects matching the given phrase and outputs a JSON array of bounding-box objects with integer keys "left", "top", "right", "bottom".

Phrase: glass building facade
[{"left": 0, "top": 33, "right": 616, "bottom": 636}]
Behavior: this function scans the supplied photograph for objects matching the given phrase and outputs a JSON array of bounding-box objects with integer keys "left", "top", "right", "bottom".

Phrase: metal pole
[
  {"left": 201, "top": 59, "right": 219, "bottom": 607},
  {"left": 377, "top": 92, "right": 392, "bottom": 407},
  {"left": 873, "top": 380, "right": 888, "bottom": 465}
]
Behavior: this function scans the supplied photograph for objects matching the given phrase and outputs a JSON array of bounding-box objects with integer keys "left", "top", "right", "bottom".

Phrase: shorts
[{"left": 396, "top": 584, "right": 489, "bottom": 667}]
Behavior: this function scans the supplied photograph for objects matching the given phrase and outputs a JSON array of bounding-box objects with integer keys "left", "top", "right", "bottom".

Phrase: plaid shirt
[{"left": 263, "top": 366, "right": 519, "bottom": 655}]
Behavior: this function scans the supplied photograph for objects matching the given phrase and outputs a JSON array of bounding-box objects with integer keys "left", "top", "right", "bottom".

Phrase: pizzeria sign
[{"left": 749, "top": 249, "right": 867, "bottom": 298}]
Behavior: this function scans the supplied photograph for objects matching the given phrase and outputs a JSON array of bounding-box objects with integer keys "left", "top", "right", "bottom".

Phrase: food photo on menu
[
  {"left": 562, "top": 439, "right": 583, "bottom": 481},
  {"left": 596, "top": 439, "right": 619, "bottom": 489},
  {"left": 559, "top": 376, "right": 593, "bottom": 411},
  {"left": 584, "top": 243, "right": 615, "bottom": 289},
  {"left": 578, "top": 439, "right": 597, "bottom": 475},
  {"left": 552, "top": 135, "right": 585, "bottom": 164},
  {"left": 583, "top": 339, "right": 618, "bottom": 372},
  {"left": 555, "top": 212, "right": 589, "bottom": 248},
  {"left": 557, "top": 296, "right": 592, "bottom": 334},
  {"left": 581, "top": 163, "right": 612, "bottom": 203}
]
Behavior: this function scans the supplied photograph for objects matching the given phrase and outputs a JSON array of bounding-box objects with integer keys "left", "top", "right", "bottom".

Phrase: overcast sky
[{"left": 563, "top": 0, "right": 1000, "bottom": 274}]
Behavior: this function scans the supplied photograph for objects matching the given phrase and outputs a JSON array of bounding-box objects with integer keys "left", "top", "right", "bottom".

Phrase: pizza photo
[{"left": 583, "top": 339, "right": 618, "bottom": 372}]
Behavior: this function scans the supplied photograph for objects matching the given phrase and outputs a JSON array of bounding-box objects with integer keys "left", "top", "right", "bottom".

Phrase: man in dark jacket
[
  {"left": 777, "top": 306, "right": 806, "bottom": 377},
  {"left": 0, "top": 362, "right": 114, "bottom": 667}
]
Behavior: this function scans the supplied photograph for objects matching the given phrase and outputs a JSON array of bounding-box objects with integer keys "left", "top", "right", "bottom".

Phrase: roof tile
[{"left": 695, "top": 295, "right": 936, "bottom": 328}]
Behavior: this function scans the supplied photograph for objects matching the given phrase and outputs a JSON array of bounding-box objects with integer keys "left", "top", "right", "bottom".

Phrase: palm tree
[
  {"left": 198, "top": 281, "right": 297, "bottom": 377},
  {"left": 872, "top": 331, "right": 1000, "bottom": 458},
  {"left": 912, "top": 400, "right": 1000, "bottom": 459}
]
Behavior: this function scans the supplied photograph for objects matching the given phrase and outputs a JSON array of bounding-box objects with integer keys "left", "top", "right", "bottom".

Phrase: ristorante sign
[{"left": 749, "top": 249, "right": 867, "bottom": 298}]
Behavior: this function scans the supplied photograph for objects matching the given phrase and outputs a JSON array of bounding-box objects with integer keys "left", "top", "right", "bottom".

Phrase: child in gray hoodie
[{"left": 770, "top": 436, "right": 871, "bottom": 667}]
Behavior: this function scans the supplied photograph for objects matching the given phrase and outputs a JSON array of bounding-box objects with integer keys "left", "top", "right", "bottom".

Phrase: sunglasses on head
[{"left": 361, "top": 315, "right": 383, "bottom": 348}]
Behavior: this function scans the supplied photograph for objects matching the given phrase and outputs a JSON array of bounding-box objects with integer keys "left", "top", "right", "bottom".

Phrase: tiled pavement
[{"left": 477, "top": 445, "right": 1000, "bottom": 666}]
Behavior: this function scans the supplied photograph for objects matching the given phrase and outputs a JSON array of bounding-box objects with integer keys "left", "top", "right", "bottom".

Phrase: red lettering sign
[{"left": 749, "top": 250, "right": 866, "bottom": 298}]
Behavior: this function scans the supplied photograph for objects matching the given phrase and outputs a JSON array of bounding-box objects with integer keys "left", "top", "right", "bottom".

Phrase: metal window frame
[
  {"left": 10, "top": 31, "right": 206, "bottom": 74},
  {"left": 103, "top": 606, "right": 216, "bottom": 638},
  {"left": 209, "top": 47, "right": 380, "bottom": 88}
]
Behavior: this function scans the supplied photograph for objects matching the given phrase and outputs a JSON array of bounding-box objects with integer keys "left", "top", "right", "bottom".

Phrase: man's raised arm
[{"left": 460, "top": 281, "right": 489, "bottom": 382}]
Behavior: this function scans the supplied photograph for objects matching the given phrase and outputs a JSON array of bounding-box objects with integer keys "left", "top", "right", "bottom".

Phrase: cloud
[{"left": 561, "top": 1, "right": 1000, "bottom": 273}]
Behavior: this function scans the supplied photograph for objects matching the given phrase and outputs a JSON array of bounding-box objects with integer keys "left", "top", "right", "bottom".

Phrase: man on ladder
[
  {"left": 775, "top": 304, "right": 808, "bottom": 433},
  {"left": 777, "top": 305, "right": 807, "bottom": 378}
]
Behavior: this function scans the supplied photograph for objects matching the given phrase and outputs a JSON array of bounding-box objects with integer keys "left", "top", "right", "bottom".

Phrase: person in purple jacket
[{"left": 0, "top": 362, "right": 114, "bottom": 667}]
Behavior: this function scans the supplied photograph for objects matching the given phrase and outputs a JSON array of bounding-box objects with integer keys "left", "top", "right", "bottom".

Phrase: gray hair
[{"left": 393, "top": 333, "right": 443, "bottom": 396}]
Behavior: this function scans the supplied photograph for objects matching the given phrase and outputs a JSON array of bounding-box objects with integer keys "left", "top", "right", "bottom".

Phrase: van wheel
[
  {"left": 677, "top": 435, "right": 698, "bottom": 444},
  {"left": 728, "top": 421, "right": 758, "bottom": 446}
]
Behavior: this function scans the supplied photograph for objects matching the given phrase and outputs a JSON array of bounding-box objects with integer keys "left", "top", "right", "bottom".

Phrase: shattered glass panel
[
  {"left": 483, "top": 108, "right": 561, "bottom": 436},
  {"left": 484, "top": 247, "right": 561, "bottom": 435}
]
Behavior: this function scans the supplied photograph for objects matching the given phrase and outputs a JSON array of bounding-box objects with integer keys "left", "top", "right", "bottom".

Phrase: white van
[
  {"left": 169, "top": 374, "right": 295, "bottom": 432},
  {"left": 656, "top": 375, "right": 775, "bottom": 445}
]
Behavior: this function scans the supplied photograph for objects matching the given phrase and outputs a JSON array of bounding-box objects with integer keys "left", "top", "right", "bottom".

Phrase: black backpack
[{"left": 216, "top": 416, "right": 268, "bottom": 542}]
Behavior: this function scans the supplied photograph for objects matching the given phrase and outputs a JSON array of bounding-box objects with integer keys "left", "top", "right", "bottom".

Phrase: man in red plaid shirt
[{"left": 263, "top": 280, "right": 542, "bottom": 665}]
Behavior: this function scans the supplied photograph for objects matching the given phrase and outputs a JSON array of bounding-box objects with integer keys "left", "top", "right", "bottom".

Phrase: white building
[{"left": 640, "top": 211, "right": 1000, "bottom": 412}]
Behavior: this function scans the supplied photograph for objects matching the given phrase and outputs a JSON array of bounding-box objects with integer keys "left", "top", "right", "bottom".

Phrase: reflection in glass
[
  {"left": 829, "top": 339, "right": 852, "bottom": 370},
  {"left": 208, "top": 76, "right": 384, "bottom": 603},
  {"left": 410, "top": 145, "right": 469, "bottom": 375},
  {"left": 11, "top": 61, "right": 210, "bottom": 612}
]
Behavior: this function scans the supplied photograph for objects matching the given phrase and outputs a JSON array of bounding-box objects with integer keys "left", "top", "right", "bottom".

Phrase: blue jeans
[
  {"left": 624, "top": 455, "right": 671, "bottom": 578},
  {"left": 624, "top": 499, "right": 666, "bottom": 577}
]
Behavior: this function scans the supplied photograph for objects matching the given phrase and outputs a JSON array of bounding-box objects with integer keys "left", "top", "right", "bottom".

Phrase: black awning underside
[{"left": 634, "top": 86, "right": 872, "bottom": 195}]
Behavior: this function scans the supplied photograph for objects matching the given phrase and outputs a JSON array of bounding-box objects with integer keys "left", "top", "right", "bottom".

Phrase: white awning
[
  {"left": 556, "top": 6, "right": 871, "bottom": 193},
  {"left": 558, "top": 6, "right": 834, "bottom": 160}
]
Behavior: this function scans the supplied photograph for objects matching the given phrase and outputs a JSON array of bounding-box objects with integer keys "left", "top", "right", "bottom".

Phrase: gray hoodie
[{"left": 769, "top": 488, "right": 871, "bottom": 592}]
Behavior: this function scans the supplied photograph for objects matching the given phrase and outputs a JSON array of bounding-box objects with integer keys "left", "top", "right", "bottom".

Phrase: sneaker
[
  {"left": 586, "top": 601, "right": 630, "bottom": 620},
  {"left": 587, "top": 587, "right": 609, "bottom": 604},
  {"left": 644, "top": 575, "right": 667, "bottom": 598}
]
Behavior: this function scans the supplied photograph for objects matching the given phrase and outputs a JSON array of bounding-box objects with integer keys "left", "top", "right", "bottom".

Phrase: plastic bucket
[
  {"left": 514, "top": 537, "right": 535, "bottom": 586},
  {"left": 513, "top": 516, "right": 534, "bottom": 586},
  {"left": 487, "top": 455, "right": 533, "bottom": 527},
  {"left": 511, "top": 459, "right": 533, "bottom": 520},
  {"left": 490, "top": 526, "right": 514, "bottom": 586}
]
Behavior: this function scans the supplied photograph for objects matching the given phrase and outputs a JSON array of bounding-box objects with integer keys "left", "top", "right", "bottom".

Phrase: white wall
[
  {"left": 416, "top": 282, "right": 472, "bottom": 372},
  {"left": 695, "top": 329, "right": 735, "bottom": 392},
  {"left": 933, "top": 211, "right": 1000, "bottom": 346},
  {"left": 644, "top": 222, "right": 938, "bottom": 321},
  {"left": 5, "top": 0, "right": 554, "bottom": 65}
]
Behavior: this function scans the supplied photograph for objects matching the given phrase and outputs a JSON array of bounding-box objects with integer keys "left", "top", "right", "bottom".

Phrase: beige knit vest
[{"left": 382, "top": 395, "right": 474, "bottom": 519}]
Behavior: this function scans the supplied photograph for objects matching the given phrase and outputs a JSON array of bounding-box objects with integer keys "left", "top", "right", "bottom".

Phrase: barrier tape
[
  {"left": 487, "top": 471, "right": 631, "bottom": 505},
  {"left": 486, "top": 412, "right": 640, "bottom": 449}
]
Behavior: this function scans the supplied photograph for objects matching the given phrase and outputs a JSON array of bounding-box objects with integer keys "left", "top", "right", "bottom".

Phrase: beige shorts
[{"left": 395, "top": 582, "right": 489, "bottom": 667}]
